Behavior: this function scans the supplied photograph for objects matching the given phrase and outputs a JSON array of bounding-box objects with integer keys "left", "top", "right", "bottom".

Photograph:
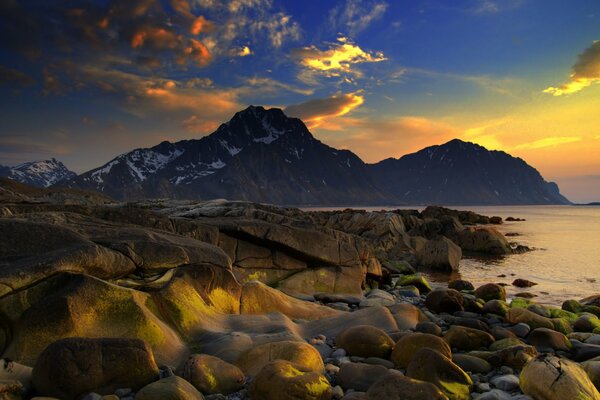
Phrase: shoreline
[{"left": 1, "top": 183, "right": 599, "bottom": 399}]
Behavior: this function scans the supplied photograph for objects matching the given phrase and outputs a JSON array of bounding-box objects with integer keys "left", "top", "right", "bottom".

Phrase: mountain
[
  {"left": 63, "top": 106, "right": 390, "bottom": 204},
  {"left": 60, "top": 107, "right": 570, "bottom": 205},
  {"left": 368, "top": 139, "right": 570, "bottom": 205},
  {"left": 0, "top": 158, "right": 76, "bottom": 188}
]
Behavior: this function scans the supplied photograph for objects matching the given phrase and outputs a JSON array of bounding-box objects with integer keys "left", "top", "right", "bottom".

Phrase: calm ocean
[{"left": 306, "top": 205, "right": 600, "bottom": 306}]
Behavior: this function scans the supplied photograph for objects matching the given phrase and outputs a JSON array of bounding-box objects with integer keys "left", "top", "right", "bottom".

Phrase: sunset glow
[{"left": 1, "top": 0, "right": 599, "bottom": 202}]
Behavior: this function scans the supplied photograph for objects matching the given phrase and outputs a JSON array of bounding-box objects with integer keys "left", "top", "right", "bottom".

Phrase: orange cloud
[
  {"left": 284, "top": 92, "right": 364, "bottom": 128},
  {"left": 179, "top": 38, "right": 212, "bottom": 66},
  {"left": 130, "top": 26, "right": 180, "bottom": 49},
  {"left": 292, "top": 38, "right": 386, "bottom": 80},
  {"left": 191, "top": 15, "right": 212, "bottom": 35},
  {"left": 544, "top": 40, "right": 600, "bottom": 96},
  {"left": 513, "top": 136, "right": 582, "bottom": 150}
]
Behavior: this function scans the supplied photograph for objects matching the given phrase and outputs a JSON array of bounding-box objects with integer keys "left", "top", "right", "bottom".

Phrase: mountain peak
[{"left": 0, "top": 158, "right": 76, "bottom": 188}]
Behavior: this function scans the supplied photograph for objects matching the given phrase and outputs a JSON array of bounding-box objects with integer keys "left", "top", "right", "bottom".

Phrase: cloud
[
  {"left": 513, "top": 136, "right": 582, "bottom": 150},
  {"left": 329, "top": 0, "right": 388, "bottom": 36},
  {"left": 244, "top": 77, "right": 315, "bottom": 96},
  {"left": 284, "top": 92, "right": 364, "bottom": 127},
  {"left": 0, "top": 64, "right": 35, "bottom": 87},
  {"left": 292, "top": 37, "right": 386, "bottom": 83},
  {"left": 544, "top": 40, "right": 600, "bottom": 96},
  {"left": 470, "top": 1, "right": 500, "bottom": 15}
]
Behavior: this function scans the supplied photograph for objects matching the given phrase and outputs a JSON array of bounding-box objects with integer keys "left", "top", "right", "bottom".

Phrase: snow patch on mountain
[{"left": 0, "top": 158, "right": 76, "bottom": 187}]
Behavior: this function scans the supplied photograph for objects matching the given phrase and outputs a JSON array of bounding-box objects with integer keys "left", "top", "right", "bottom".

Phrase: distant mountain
[
  {"left": 60, "top": 107, "right": 570, "bottom": 205},
  {"left": 62, "top": 106, "right": 389, "bottom": 204},
  {"left": 368, "top": 139, "right": 570, "bottom": 205},
  {"left": 0, "top": 158, "right": 76, "bottom": 188}
]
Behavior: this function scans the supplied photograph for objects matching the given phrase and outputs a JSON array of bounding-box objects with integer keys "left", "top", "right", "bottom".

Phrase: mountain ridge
[
  {"left": 56, "top": 106, "right": 569, "bottom": 205},
  {"left": 0, "top": 158, "right": 76, "bottom": 188}
]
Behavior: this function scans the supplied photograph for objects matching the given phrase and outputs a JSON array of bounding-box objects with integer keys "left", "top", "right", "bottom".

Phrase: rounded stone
[
  {"left": 391, "top": 333, "right": 452, "bottom": 369},
  {"left": 135, "top": 376, "right": 204, "bottom": 400},
  {"left": 425, "top": 288, "right": 464, "bottom": 314},
  {"left": 443, "top": 325, "right": 495, "bottom": 351},
  {"left": 335, "top": 325, "right": 395, "bottom": 359},
  {"left": 475, "top": 284, "right": 506, "bottom": 302},
  {"left": 176, "top": 354, "right": 245, "bottom": 395},
  {"left": 235, "top": 340, "right": 324, "bottom": 377},
  {"left": 366, "top": 373, "right": 448, "bottom": 400},
  {"left": 249, "top": 360, "right": 332, "bottom": 400}
]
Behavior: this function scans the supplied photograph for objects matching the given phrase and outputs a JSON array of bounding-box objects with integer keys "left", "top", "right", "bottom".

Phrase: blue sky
[{"left": 1, "top": 0, "right": 600, "bottom": 201}]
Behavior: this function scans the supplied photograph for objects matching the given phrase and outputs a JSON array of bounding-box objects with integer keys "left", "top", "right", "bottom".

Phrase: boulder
[
  {"left": 527, "top": 328, "right": 572, "bottom": 352},
  {"left": 391, "top": 333, "right": 452, "bottom": 369},
  {"left": 336, "top": 362, "right": 389, "bottom": 392},
  {"left": 520, "top": 356, "right": 600, "bottom": 400},
  {"left": 249, "top": 360, "right": 332, "bottom": 400},
  {"left": 455, "top": 227, "right": 511, "bottom": 255},
  {"left": 32, "top": 338, "right": 159, "bottom": 400},
  {"left": 416, "top": 237, "right": 462, "bottom": 271},
  {"left": 235, "top": 340, "right": 324, "bottom": 377},
  {"left": 395, "top": 274, "right": 432, "bottom": 293},
  {"left": 505, "top": 307, "right": 554, "bottom": 330},
  {"left": 575, "top": 315, "right": 600, "bottom": 333},
  {"left": 474, "top": 284, "right": 506, "bottom": 302},
  {"left": 366, "top": 373, "right": 448, "bottom": 400},
  {"left": 135, "top": 376, "right": 204, "bottom": 400},
  {"left": 512, "top": 279, "right": 537, "bottom": 288},
  {"left": 448, "top": 280, "right": 474, "bottom": 292},
  {"left": 452, "top": 354, "right": 492, "bottom": 373},
  {"left": 425, "top": 289, "right": 464, "bottom": 314},
  {"left": 335, "top": 325, "right": 395, "bottom": 359},
  {"left": 176, "top": 354, "right": 244, "bottom": 395},
  {"left": 484, "top": 345, "right": 538, "bottom": 369},
  {"left": 443, "top": 326, "right": 495, "bottom": 351},
  {"left": 406, "top": 348, "right": 472, "bottom": 400},
  {"left": 483, "top": 300, "right": 510, "bottom": 317},
  {"left": 582, "top": 361, "right": 600, "bottom": 391}
]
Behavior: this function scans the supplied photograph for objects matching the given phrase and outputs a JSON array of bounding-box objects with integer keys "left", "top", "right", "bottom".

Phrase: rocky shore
[{"left": 1, "top": 179, "right": 600, "bottom": 400}]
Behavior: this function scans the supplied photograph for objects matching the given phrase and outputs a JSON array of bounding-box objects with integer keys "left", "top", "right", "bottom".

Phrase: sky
[{"left": 1, "top": 0, "right": 600, "bottom": 202}]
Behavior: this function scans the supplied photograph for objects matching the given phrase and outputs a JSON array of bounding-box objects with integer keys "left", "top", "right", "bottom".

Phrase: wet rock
[
  {"left": 443, "top": 326, "right": 495, "bottom": 351},
  {"left": 582, "top": 361, "right": 600, "bottom": 391},
  {"left": 366, "top": 373, "right": 448, "bottom": 400},
  {"left": 416, "top": 237, "right": 462, "bottom": 271},
  {"left": 489, "top": 326, "right": 517, "bottom": 340},
  {"left": 135, "top": 376, "right": 204, "bottom": 400},
  {"left": 575, "top": 315, "right": 600, "bottom": 333},
  {"left": 520, "top": 355, "right": 600, "bottom": 400},
  {"left": 176, "top": 354, "right": 245, "bottom": 395},
  {"left": 475, "top": 284, "right": 506, "bottom": 302},
  {"left": 395, "top": 274, "right": 432, "bottom": 294},
  {"left": 455, "top": 227, "right": 512, "bottom": 255},
  {"left": 527, "top": 328, "right": 572, "bottom": 352},
  {"left": 448, "top": 279, "right": 475, "bottom": 292},
  {"left": 506, "top": 323, "right": 531, "bottom": 338},
  {"left": 335, "top": 325, "right": 395, "bottom": 359},
  {"left": 314, "top": 293, "right": 364, "bottom": 305},
  {"left": 486, "top": 345, "right": 538, "bottom": 369},
  {"left": 512, "top": 279, "right": 537, "bottom": 288},
  {"left": 490, "top": 374, "right": 520, "bottom": 392},
  {"left": 249, "top": 360, "right": 332, "bottom": 400},
  {"left": 571, "top": 341, "right": 600, "bottom": 362},
  {"left": 416, "top": 321, "right": 442, "bottom": 336},
  {"left": 452, "top": 354, "right": 492, "bottom": 374},
  {"left": 483, "top": 300, "right": 510, "bottom": 317},
  {"left": 32, "top": 338, "right": 159, "bottom": 400},
  {"left": 489, "top": 338, "right": 526, "bottom": 351},
  {"left": 235, "top": 340, "right": 324, "bottom": 377},
  {"left": 337, "top": 362, "right": 389, "bottom": 392},
  {"left": 425, "top": 288, "right": 464, "bottom": 314},
  {"left": 505, "top": 308, "right": 553, "bottom": 330},
  {"left": 406, "top": 348, "right": 472, "bottom": 400},
  {"left": 391, "top": 333, "right": 452, "bottom": 369}
]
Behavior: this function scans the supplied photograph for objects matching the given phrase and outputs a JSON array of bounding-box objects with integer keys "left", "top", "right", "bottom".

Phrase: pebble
[
  {"left": 363, "top": 357, "right": 395, "bottom": 368},
  {"left": 499, "top": 366, "right": 514, "bottom": 375},
  {"left": 325, "top": 363, "right": 340, "bottom": 375},
  {"left": 491, "top": 374, "right": 520, "bottom": 392},
  {"left": 332, "top": 385, "right": 344, "bottom": 399},
  {"left": 473, "top": 389, "right": 513, "bottom": 400},
  {"left": 331, "top": 348, "right": 347, "bottom": 358}
]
